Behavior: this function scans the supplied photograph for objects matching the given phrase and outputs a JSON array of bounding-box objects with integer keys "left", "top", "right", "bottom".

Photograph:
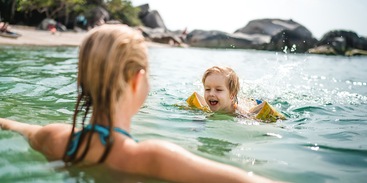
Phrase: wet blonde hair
[
  {"left": 202, "top": 66, "right": 240, "bottom": 103},
  {"left": 64, "top": 24, "right": 148, "bottom": 164}
]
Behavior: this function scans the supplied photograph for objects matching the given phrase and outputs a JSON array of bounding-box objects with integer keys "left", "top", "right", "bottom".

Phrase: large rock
[
  {"left": 138, "top": 4, "right": 150, "bottom": 18},
  {"left": 309, "top": 30, "right": 367, "bottom": 56},
  {"left": 138, "top": 26, "right": 183, "bottom": 46},
  {"left": 185, "top": 19, "right": 317, "bottom": 52},
  {"left": 137, "top": 4, "right": 185, "bottom": 45},
  {"left": 185, "top": 30, "right": 254, "bottom": 49},
  {"left": 138, "top": 4, "right": 167, "bottom": 30},
  {"left": 88, "top": 6, "right": 110, "bottom": 28},
  {"left": 235, "top": 19, "right": 317, "bottom": 52}
]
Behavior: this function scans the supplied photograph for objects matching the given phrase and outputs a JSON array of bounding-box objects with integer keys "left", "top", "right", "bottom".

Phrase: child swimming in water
[
  {"left": 200, "top": 66, "right": 285, "bottom": 121},
  {"left": 202, "top": 66, "right": 249, "bottom": 115},
  {"left": 0, "top": 25, "right": 277, "bottom": 182}
]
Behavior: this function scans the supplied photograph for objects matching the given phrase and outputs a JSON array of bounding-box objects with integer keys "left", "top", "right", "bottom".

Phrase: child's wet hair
[{"left": 202, "top": 66, "right": 240, "bottom": 103}]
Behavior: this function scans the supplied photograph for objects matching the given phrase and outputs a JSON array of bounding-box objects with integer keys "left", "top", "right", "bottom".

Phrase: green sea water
[{"left": 0, "top": 45, "right": 366, "bottom": 182}]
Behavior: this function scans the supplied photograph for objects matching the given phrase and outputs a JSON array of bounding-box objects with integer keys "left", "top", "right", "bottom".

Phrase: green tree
[
  {"left": 6, "top": 0, "right": 141, "bottom": 28},
  {"left": 106, "top": 0, "right": 141, "bottom": 26},
  {"left": 0, "top": 0, "right": 22, "bottom": 22},
  {"left": 17, "top": 0, "right": 85, "bottom": 19}
]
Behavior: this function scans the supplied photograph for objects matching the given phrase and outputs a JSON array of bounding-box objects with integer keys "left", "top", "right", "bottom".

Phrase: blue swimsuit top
[{"left": 67, "top": 124, "right": 138, "bottom": 156}]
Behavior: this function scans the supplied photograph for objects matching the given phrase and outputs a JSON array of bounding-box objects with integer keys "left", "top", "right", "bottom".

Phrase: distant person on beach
[
  {"left": 0, "top": 22, "right": 13, "bottom": 33},
  {"left": 0, "top": 22, "right": 8, "bottom": 32},
  {"left": 0, "top": 25, "right": 276, "bottom": 182},
  {"left": 0, "top": 22, "right": 21, "bottom": 38},
  {"left": 49, "top": 25, "right": 57, "bottom": 35},
  {"left": 75, "top": 14, "right": 88, "bottom": 30}
]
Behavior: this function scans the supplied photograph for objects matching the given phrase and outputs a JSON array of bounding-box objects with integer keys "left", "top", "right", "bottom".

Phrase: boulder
[
  {"left": 184, "top": 19, "right": 317, "bottom": 52},
  {"left": 138, "top": 4, "right": 150, "bottom": 18},
  {"left": 138, "top": 26, "right": 183, "bottom": 46},
  {"left": 136, "top": 4, "right": 177, "bottom": 45},
  {"left": 88, "top": 6, "right": 110, "bottom": 28},
  {"left": 139, "top": 10, "right": 167, "bottom": 30},
  {"left": 309, "top": 30, "right": 367, "bottom": 56},
  {"left": 185, "top": 29, "right": 254, "bottom": 49},
  {"left": 235, "top": 19, "right": 317, "bottom": 52}
]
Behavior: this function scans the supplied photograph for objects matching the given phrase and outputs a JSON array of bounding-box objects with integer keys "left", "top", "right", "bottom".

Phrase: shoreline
[{"left": 0, "top": 25, "right": 171, "bottom": 48}]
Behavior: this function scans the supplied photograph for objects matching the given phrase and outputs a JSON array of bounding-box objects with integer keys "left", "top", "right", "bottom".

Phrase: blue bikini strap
[
  {"left": 86, "top": 124, "right": 138, "bottom": 144},
  {"left": 67, "top": 124, "right": 138, "bottom": 156}
]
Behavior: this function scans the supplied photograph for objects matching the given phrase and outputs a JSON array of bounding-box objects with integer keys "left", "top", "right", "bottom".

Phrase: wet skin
[{"left": 203, "top": 73, "right": 234, "bottom": 114}]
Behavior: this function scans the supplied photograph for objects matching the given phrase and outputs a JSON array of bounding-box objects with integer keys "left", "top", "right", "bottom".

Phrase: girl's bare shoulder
[{"left": 33, "top": 123, "right": 73, "bottom": 160}]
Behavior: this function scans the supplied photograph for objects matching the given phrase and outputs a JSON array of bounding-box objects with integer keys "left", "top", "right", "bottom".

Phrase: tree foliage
[
  {"left": 105, "top": 0, "right": 141, "bottom": 26},
  {"left": 13, "top": 0, "right": 141, "bottom": 26},
  {"left": 17, "top": 0, "right": 85, "bottom": 18}
]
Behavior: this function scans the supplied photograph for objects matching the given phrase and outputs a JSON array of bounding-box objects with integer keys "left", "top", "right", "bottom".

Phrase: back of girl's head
[
  {"left": 202, "top": 66, "right": 240, "bottom": 98},
  {"left": 64, "top": 24, "right": 148, "bottom": 164},
  {"left": 78, "top": 24, "right": 148, "bottom": 123}
]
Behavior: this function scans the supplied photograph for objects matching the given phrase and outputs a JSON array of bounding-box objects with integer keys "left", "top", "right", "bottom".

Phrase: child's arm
[{"left": 128, "top": 140, "right": 277, "bottom": 183}]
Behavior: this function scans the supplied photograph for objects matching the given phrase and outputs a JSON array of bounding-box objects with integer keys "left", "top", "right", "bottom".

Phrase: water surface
[{"left": 0, "top": 45, "right": 366, "bottom": 182}]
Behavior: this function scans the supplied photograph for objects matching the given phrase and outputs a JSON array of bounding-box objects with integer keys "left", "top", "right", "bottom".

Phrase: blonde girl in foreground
[{"left": 0, "top": 25, "right": 277, "bottom": 183}]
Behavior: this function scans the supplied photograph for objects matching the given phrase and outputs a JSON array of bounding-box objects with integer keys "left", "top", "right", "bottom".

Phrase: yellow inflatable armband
[
  {"left": 186, "top": 92, "right": 211, "bottom": 112},
  {"left": 249, "top": 101, "right": 285, "bottom": 122},
  {"left": 186, "top": 92, "right": 285, "bottom": 122}
]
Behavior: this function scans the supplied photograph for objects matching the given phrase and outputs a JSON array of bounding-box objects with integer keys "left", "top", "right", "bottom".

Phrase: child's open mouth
[{"left": 209, "top": 100, "right": 218, "bottom": 105}]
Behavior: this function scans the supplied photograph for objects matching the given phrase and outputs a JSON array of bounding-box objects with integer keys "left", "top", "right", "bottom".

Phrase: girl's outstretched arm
[
  {"left": 0, "top": 118, "right": 42, "bottom": 141},
  {"left": 0, "top": 118, "right": 70, "bottom": 160}
]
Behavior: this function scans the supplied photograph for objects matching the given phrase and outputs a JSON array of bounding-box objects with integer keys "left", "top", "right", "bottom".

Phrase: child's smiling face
[{"left": 203, "top": 73, "right": 234, "bottom": 113}]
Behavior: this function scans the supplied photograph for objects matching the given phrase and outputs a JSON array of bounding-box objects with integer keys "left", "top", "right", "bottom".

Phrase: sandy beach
[{"left": 0, "top": 25, "right": 170, "bottom": 47}]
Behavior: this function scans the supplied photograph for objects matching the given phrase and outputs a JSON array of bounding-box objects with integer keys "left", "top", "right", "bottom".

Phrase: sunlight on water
[{"left": 0, "top": 46, "right": 366, "bottom": 183}]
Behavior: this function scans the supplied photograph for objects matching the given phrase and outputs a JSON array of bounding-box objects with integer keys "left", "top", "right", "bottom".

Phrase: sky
[{"left": 132, "top": 0, "right": 367, "bottom": 39}]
